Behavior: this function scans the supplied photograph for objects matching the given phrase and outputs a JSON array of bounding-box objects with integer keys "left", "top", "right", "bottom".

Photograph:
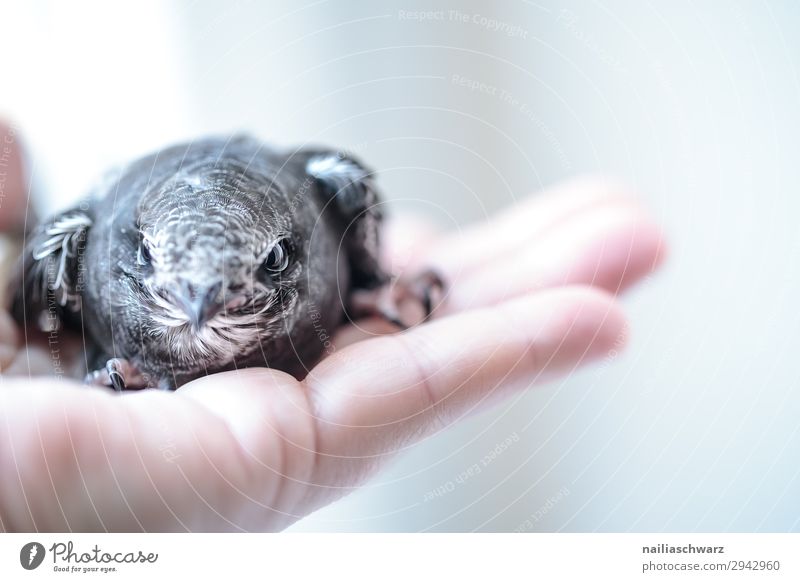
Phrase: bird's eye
[
  {"left": 137, "top": 242, "right": 152, "bottom": 266},
  {"left": 264, "top": 239, "right": 290, "bottom": 272}
]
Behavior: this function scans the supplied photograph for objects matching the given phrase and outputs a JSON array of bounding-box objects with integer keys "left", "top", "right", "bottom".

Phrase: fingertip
[
  {"left": 617, "top": 212, "right": 669, "bottom": 276},
  {"left": 625, "top": 217, "right": 669, "bottom": 290},
  {"left": 516, "top": 286, "right": 628, "bottom": 372},
  {"left": 576, "top": 212, "right": 669, "bottom": 294},
  {"left": 571, "top": 287, "right": 629, "bottom": 360}
]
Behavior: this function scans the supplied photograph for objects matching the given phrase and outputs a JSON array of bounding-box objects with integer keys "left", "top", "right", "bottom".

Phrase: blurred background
[{"left": 1, "top": 0, "right": 799, "bottom": 531}]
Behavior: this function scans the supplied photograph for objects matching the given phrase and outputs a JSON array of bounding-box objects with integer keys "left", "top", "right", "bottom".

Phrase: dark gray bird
[{"left": 10, "top": 136, "right": 443, "bottom": 390}]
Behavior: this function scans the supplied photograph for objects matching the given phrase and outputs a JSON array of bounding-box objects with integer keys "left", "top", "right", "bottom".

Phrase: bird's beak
[{"left": 174, "top": 281, "right": 224, "bottom": 331}]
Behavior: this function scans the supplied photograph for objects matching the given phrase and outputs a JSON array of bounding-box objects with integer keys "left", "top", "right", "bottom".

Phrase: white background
[{"left": 1, "top": 0, "right": 798, "bottom": 531}]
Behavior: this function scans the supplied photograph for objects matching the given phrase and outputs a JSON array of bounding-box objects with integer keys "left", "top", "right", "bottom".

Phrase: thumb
[{"left": 0, "top": 122, "right": 30, "bottom": 233}]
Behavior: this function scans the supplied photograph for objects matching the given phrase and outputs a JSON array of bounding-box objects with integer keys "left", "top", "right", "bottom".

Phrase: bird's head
[{"left": 127, "top": 161, "right": 304, "bottom": 358}]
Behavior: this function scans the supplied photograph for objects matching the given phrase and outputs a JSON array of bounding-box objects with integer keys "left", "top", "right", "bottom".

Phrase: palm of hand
[{"left": 0, "top": 174, "right": 664, "bottom": 531}]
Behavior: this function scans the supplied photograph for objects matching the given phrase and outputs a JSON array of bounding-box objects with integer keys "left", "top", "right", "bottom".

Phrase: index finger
[{"left": 303, "top": 285, "right": 626, "bottom": 499}]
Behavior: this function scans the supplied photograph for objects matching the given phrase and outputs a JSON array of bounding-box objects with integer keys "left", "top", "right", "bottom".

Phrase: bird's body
[{"left": 10, "top": 136, "right": 439, "bottom": 390}]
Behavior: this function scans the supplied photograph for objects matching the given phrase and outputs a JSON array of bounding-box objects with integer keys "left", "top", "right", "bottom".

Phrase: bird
[{"left": 9, "top": 136, "right": 443, "bottom": 390}]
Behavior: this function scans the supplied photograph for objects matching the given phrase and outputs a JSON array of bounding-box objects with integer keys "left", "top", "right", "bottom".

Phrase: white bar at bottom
[{"left": 0, "top": 533, "right": 797, "bottom": 581}]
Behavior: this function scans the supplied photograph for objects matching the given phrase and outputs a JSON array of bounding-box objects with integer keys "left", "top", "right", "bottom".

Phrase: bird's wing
[
  {"left": 303, "top": 151, "right": 389, "bottom": 290},
  {"left": 9, "top": 203, "right": 93, "bottom": 331}
]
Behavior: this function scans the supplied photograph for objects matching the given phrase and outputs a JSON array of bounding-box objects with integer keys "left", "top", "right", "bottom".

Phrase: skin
[{"left": 0, "top": 123, "right": 666, "bottom": 531}]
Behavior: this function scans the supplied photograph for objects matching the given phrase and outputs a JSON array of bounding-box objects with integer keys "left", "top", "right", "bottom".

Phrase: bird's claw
[
  {"left": 108, "top": 368, "right": 126, "bottom": 392},
  {"left": 404, "top": 270, "right": 445, "bottom": 321},
  {"left": 350, "top": 269, "right": 446, "bottom": 329},
  {"left": 85, "top": 358, "right": 149, "bottom": 392}
]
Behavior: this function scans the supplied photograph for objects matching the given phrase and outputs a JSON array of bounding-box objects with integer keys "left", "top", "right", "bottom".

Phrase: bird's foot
[
  {"left": 85, "top": 358, "right": 151, "bottom": 392},
  {"left": 350, "top": 269, "right": 446, "bottom": 329}
]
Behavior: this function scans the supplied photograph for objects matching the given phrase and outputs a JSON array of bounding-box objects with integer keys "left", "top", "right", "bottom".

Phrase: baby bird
[{"left": 10, "top": 136, "right": 442, "bottom": 390}]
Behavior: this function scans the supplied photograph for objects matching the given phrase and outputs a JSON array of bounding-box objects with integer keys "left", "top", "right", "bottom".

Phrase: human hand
[{"left": 0, "top": 125, "right": 665, "bottom": 531}]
